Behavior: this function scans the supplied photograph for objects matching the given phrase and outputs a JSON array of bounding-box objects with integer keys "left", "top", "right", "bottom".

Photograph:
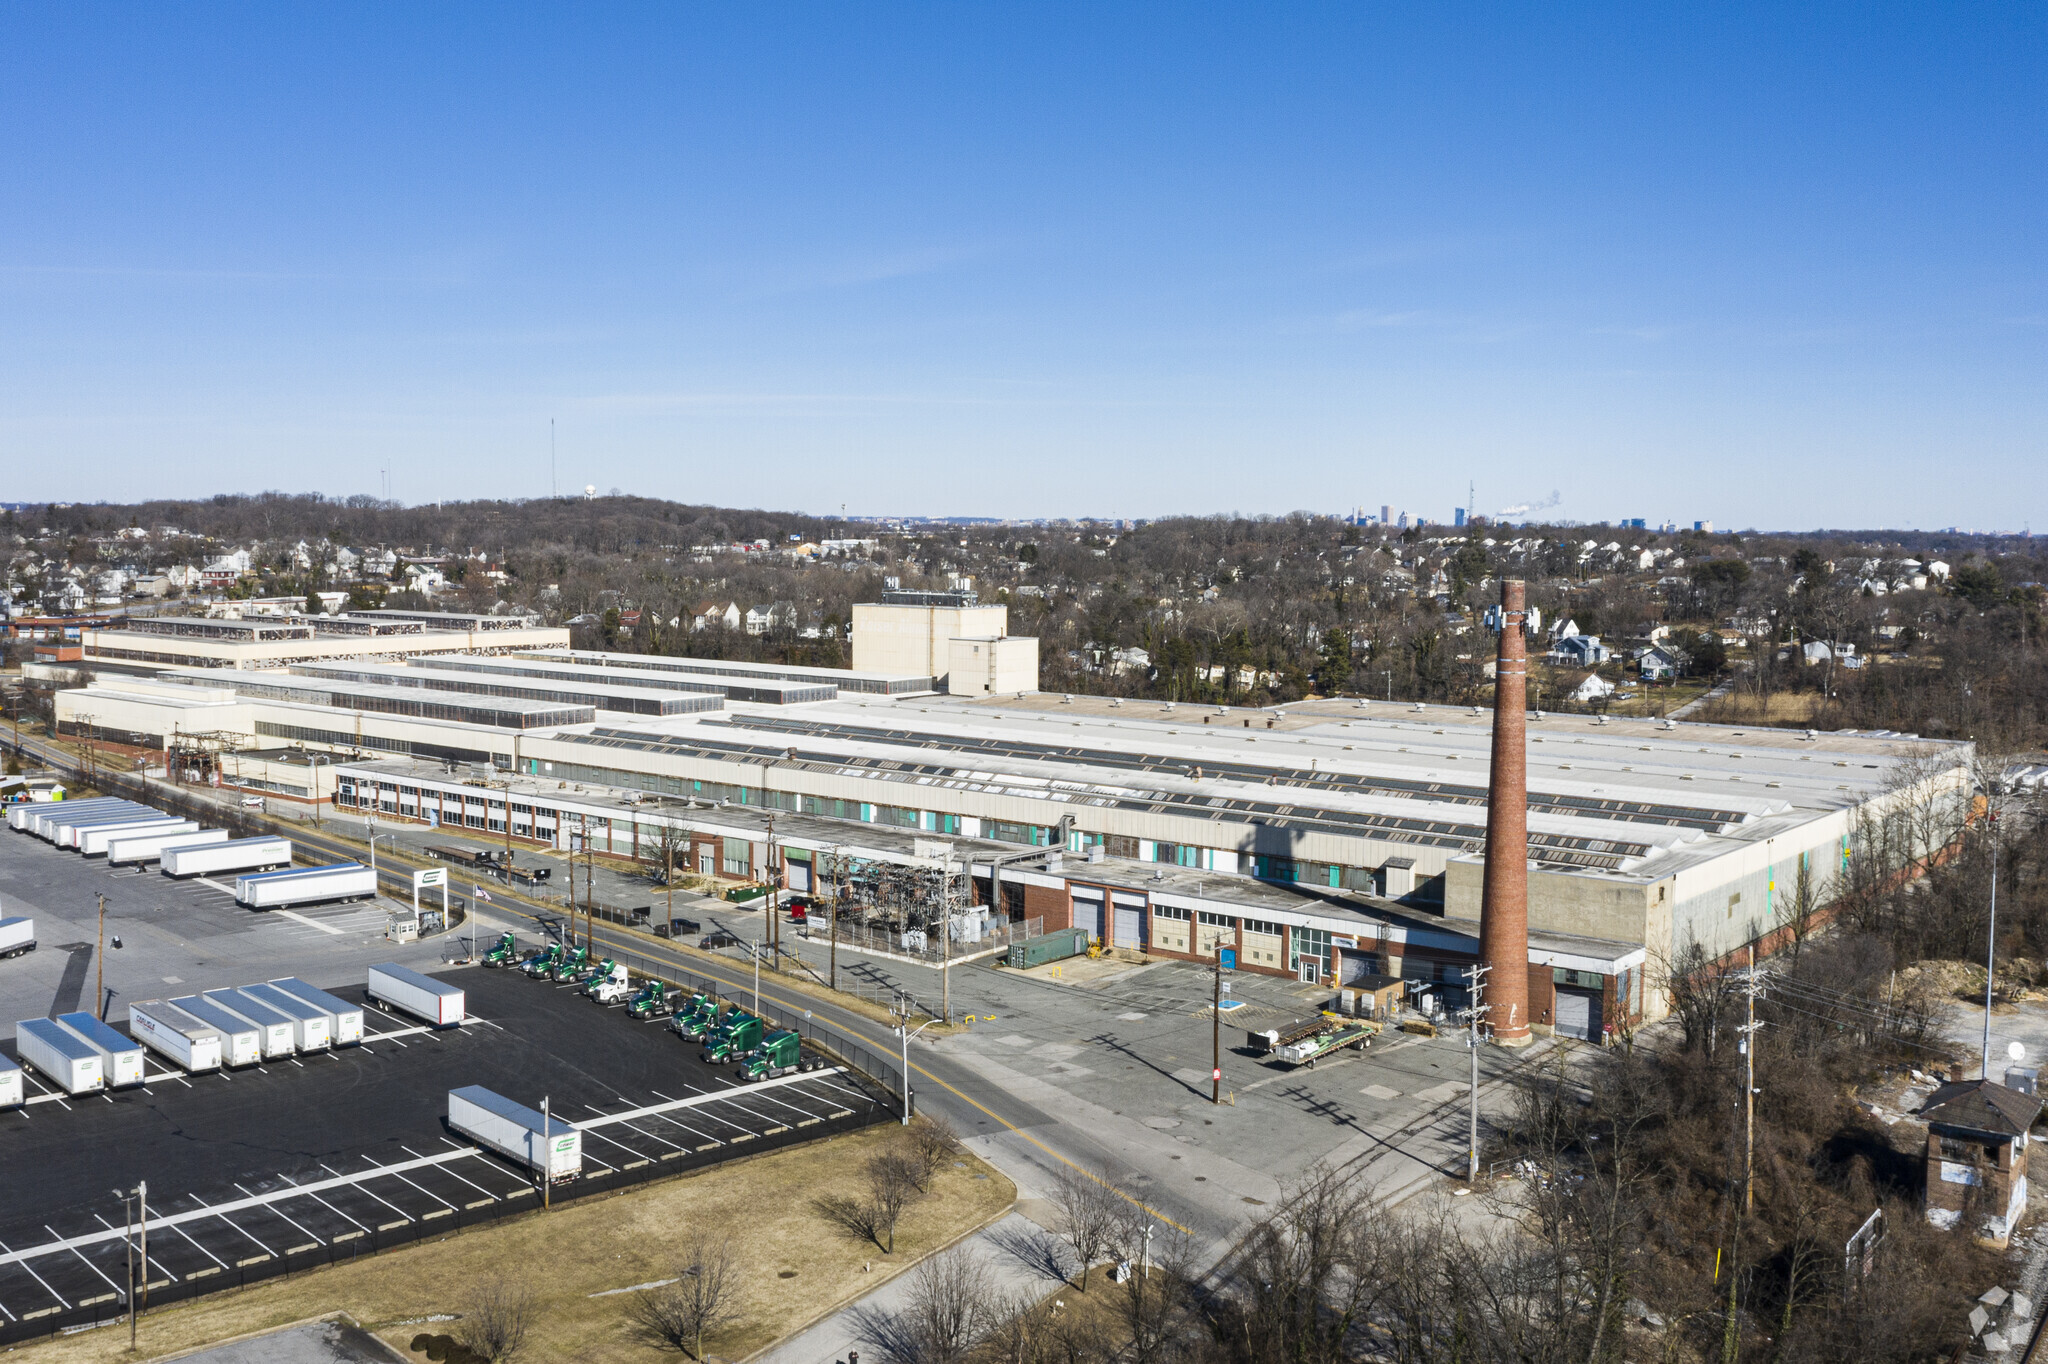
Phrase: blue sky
[{"left": 2, "top": 5, "right": 2041, "bottom": 529}]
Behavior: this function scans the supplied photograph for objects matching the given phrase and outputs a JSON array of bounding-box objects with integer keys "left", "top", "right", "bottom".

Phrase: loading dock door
[
  {"left": 787, "top": 862, "right": 812, "bottom": 893},
  {"left": 1555, "top": 988, "right": 1602, "bottom": 1041},
  {"left": 1072, "top": 890, "right": 1105, "bottom": 943},
  {"left": 1338, "top": 949, "right": 1379, "bottom": 986},
  {"left": 1112, "top": 894, "right": 1147, "bottom": 949}
]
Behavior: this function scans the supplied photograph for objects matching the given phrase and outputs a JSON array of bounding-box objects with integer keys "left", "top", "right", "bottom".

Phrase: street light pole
[
  {"left": 897, "top": 1018, "right": 935, "bottom": 1124},
  {"left": 96, "top": 892, "right": 108, "bottom": 1014}
]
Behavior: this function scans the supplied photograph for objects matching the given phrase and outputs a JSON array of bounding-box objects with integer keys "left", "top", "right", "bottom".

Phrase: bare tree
[
  {"left": 628, "top": 1235, "right": 740, "bottom": 1359},
  {"left": 456, "top": 1276, "right": 533, "bottom": 1363},
  {"left": 851, "top": 1248, "right": 1005, "bottom": 1364},
  {"left": 813, "top": 1149, "right": 922, "bottom": 1254},
  {"left": 1051, "top": 1164, "right": 1128, "bottom": 1292},
  {"left": 905, "top": 1113, "right": 961, "bottom": 1192}
]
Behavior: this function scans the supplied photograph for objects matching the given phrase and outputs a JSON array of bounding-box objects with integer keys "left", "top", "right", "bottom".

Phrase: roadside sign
[
  {"left": 414, "top": 868, "right": 448, "bottom": 890},
  {"left": 1218, "top": 947, "right": 1237, "bottom": 971}
]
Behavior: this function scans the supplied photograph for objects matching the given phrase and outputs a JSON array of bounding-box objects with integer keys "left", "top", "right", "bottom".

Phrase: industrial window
[
  {"left": 1291, "top": 926, "right": 1332, "bottom": 976},
  {"left": 1554, "top": 967, "right": 1603, "bottom": 990},
  {"left": 1728, "top": 891, "right": 1742, "bottom": 918},
  {"left": 721, "top": 837, "right": 749, "bottom": 877},
  {"left": 1197, "top": 911, "right": 1238, "bottom": 927},
  {"left": 1153, "top": 905, "right": 1191, "bottom": 921}
]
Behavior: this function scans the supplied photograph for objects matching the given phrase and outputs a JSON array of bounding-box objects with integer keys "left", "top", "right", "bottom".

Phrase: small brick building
[{"left": 1920, "top": 1075, "right": 2041, "bottom": 1249}]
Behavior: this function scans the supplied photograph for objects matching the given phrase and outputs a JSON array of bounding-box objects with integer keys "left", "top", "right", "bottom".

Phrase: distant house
[
  {"left": 1568, "top": 673, "right": 1615, "bottom": 704},
  {"left": 1548, "top": 634, "right": 1609, "bottom": 667},
  {"left": 692, "top": 601, "right": 742, "bottom": 632},
  {"left": 744, "top": 602, "right": 796, "bottom": 636},
  {"left": 1638, "top": 645, "right": 1689, "bottom": 681}
]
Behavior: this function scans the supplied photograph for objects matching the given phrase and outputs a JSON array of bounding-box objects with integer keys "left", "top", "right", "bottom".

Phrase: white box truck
[
  {"left": 80, "top": 817, "right": 195, "bottom": 857},
  {"left": 203, "top": 989, "right": 296, "bottom": 1058},
  {"left": 264, "top": 977, "right": 365, "bottom": 1046},
  {"left": 52, "top": 807, "right": 160, "bottom": 848},
  {"left": 161, "top": 837, "right": 292, "bottom": 879},
  {"left": 235, "top": 983, "right": 332, "bottom": 1051},
  {"left": 53, "top": 1012, "right": 147, "bottom": 1087},
  {"left": 235, "top": 863, "right": 377, "bottom": 909},
  {"left": 0, "top": 916, "right": 34, "bottom": 959},
  {"left": 366, "top": 963, "right": 465, "bottom": 1027},
  {"left": 16, "top": 1017, "right": 106, "bottom": 1094},
  {"left": 0, "top": 1054, "right": 21, "bottom": 1108},
  {"left": 170, "top": 995, "right": 263, "bottom": 1067},
  {"left": 448, "top": 1086, "right": 581, "bottom": 1181},
  {"left": 127, "top": 1001, "right": 225, "bottom": 1073},
  {"left": 107, "top": 827, "right": 230, "bottom": 866}
]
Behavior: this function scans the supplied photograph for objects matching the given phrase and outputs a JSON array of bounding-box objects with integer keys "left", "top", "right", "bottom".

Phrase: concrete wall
[
  {"left": 944, "top": 636, "right": 1039, "bottom": 695},
  {"left": 851, "top": 603, "right": 1008, "bottom": 683}
]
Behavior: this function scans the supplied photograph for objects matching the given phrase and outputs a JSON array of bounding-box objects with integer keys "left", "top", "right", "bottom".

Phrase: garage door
[
  {"left": 1555, "top": 988, "right": 1602, "bottom": 1041},
  {"left": 787, "top": 862, "right": 812, "bottom": 893},
  {"left": 1338, "top": 949, "right": 1380, "bottom": 986},
  {"left": 1112, "top": 894, "right": 1147, "bottom": 948},
  {"left": 1072, "top": 890, "right": 1105, "bottom": 942}
]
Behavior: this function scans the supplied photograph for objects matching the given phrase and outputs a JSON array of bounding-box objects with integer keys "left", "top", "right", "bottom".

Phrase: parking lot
[{"left": 0, "top": 963, "right": 890, "bottom": 1337}]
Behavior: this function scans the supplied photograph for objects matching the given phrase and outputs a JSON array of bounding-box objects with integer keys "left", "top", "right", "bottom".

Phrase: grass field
[{"left": 12, "top": 1125, "right": 1015, "bottom": 1364}]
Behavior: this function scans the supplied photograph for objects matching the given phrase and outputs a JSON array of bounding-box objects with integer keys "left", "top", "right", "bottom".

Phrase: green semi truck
[
  {"left": 480, "top": 933, "right": 518, "bottom": 968},
  {"left": 549, "top": 945, "right": 590, "bottom": 982},
  {"left": 702, "top": 1013, "right": 764, "bottom": 1063},
  {"left": 519, "top": 943, "right": 563, "bottom": 979},
  {"left": 737, "top": 1029, "right": 821, "bottom": 1082},
  {"left": 667, "top": 994, "right": 721, "bottom": 1039},
  {"left": 626, "top": 980, "right": 676, "bottom": 1020}
]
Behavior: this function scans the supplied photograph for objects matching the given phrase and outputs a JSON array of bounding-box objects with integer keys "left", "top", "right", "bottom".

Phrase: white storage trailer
[
  {"left": 127, "top": 1001, "right": 225, "bottom": 1073},
  {"left": 366, "top": 963, "right": 465, "bottom": 1027},
  {"left": 264, "top": 977, "right": 365, "bottom": 1046},
  {"left": 80, "top": 817, "right": 195, "bottom": 857},
  {"left": 107, "top": 826, "right": 230, "bottom": 865},
  {"left": 203, "top": 989, "right": 296, "bottom": 1058},
  {"left": 38, "top": 801, "right": 151, "bottom": 843},
  {"left": 0, "top": 916, "right": 34, "bottom": 959},
  {"left": 160, "top": 836, "right": 292, "bottom": 879},
  {"left": 235, "top": 983, "right": 332, "bottom": 1050},
  {"left": 170, "top": 995, "right": 263, "bottom": 1067},
  {"left": 0, "top": 1054, "right": 20, "bottom": 1108},
  {"left": 51, "top": 807, "right": 162, "bottom": 848},
  {"left": 15, "top": 1017, "right": 106, "bottom": 1094},
  {"left": 235, "top": 862, "right": 376, "bottom": 909},
  {"left": 23, "top": 797, "right": 134, "bottom": 838},
  {"left": 53, "top": 1012, "right": 147, "bottom": 1087},
  {"left": 447, "top": 1086, "right": 582, "bottom": 1181}
]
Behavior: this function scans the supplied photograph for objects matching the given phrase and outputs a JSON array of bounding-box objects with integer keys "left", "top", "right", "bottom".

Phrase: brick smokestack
[{"left": 1480, "top": 577, "right": 1533, "bottom": 1046}]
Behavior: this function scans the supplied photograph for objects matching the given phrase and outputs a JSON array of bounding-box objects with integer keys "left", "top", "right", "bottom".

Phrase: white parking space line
[
  {"left": 233, "top": 1186, "right": 325, "bottom": 1249},
  {"left": 0, "top": 1237, "right": 70, "bottom": 1310},
  {"left": 187, "top": 1195, "right": 277, "bottom": 1261},
  {"left": 92, "top": 1213, "right": 180, "bottom": 1284},
  {"left": 277, "top": 1175, "right": 372, "bottom": 1235},
  {"left": 268, "top": 910, "right": 344, "bottom": 935},
  {"left": 401, "top": 1147, "right": 499, "bottom": 1202},
  {"left": 320, "top": 1164, "right": 413, "bottom": 1226},
  {"left": 46, "top": 1225, "right": 126, "bottom": 1300},
  {"left": 153, "top": 1216, "right": 232, "bottom": 1272},
  {"left": 194, "top": 878, "right": 237, "bottom": 895}
]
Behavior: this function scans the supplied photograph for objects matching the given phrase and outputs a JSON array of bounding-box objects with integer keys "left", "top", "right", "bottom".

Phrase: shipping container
[
  {"left": 0, "top": 916, "right": 34, "bottom": 959},
  {"left": 16, "top": 1017, "right": 106, "bottom": 1094},
  {"left": 107, "top": 827, "right": 231, "bottom": 866},
  {"left": 160, "top": 836, "right": 293, "bottom": 879},
  {"left": 1005, "top": 927, "right": 1090, "bottom": 969},
  {"left": 52, "top": 1012, "right": 147, "bottom": 1087},
  {"left": 202, "top": 989, "right": 296, "bottom": 1058},
  {"left": 0, "top": 1054, "right": 21, "bottom": 1108},
  {"left": 365, "top": 963, "right": 465, "bottom": 1027},
  {"left": 126, "top": 1001, "right": 225, "bottom": 1073},
  {"left": 50, "top": 807, "right": 162, "bottom": 848},
  {"left": 169, "top": 995, "right": 263, "bottom": 1067},
  {"left": 235, "top": 983, "right": 332, "bottom": 1050},
  {"left": 264, "top": 977, "right": 365, "bottom": 1045},
  {"left": 447, "top": 1085, "right": 581, "bottom": 1181},
  {"left": 79, "top": 817, "right": 195, "bottom": 857},
  {"left": 234, "top": 863, "right": 376, "bottom": 909}
]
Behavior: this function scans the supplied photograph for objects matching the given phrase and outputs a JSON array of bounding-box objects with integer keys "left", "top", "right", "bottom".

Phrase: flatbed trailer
[{"left": 1273, "top": 1021, "right": 1381, "bottom": 1068}]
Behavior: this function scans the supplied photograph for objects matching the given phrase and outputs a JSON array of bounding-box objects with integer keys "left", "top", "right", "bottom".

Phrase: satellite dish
[{"left": 2009, "top": 1041, "right": 2027, "bottom": 1062}]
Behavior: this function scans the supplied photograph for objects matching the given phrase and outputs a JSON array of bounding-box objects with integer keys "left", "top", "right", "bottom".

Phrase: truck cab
[
  {"left": 702, "top": 1013, "right": 763, "bottom": 1063},
  {"left": 737, "top": 1029, "right": 818, "bottom": 1082},
  {"left": 626, "top": 980, "right": 675, "bottom": 1019},
  {"left": 480, "top": 932, "right": 518, "bottom": 968}
]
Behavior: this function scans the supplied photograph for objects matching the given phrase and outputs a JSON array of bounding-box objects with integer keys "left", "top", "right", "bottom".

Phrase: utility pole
[
  {"left": 765, "top": 812, "right": 779, "bottom": 970},
  {"left": 96, "top": 892, "right": 108, "bottom": 1013},
  {"left": 939, "top": 846, "right": 952, "bottom": 1026},
  {"left": 138, "top": 1179, "right": 147, "bottom": 1313},
  {"left": 1739, "top": 953, "right": 1764, "bottom": 1214},
  {"left": 829, "top": 845, "right": 844, "bottom": 991},
  {"left": 1212, "top": 950, "right": 1222, "bottom": 1105},
  {"left": 1463, "top": 962, "right": 1492, "bottom": 1182},
  {"left": 1983, "top": 824, "right": 2000, "bottom": 1079},
  {"left": 540, "top": 1097, "right": 551, "bottom": 1209}
]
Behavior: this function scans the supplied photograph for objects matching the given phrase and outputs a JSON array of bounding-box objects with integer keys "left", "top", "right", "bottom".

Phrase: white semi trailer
[
  {"left": 170, "top": 995, "right": 263, "bottom": 1067},
  {"left": 51, "top": 807, "right": 163, "bottom": 848},
  {"left": 80, "top": 817, "right": 195, "bottom": 857},
  {"left": 234, "top": 983, "right": 332, "bottom": 1051},
  {"left": 21, "top": 797, "right": 132, "bottom": 838},
  {"left": 37, "top": 801, "right": 150, "bottom": 842},
  {"left": 366, "top": 963, "right": 465, "bottom": 1027},
  {"left": 0, "top": 916, "right": 34, "bottom": 959},
  {"left": 15, "top": 1017, "right": 106, "bottom": 1094},
  {"left": 203, "top": 989, "right": 296, "bottom": 1058},
  {"left": 447, "top": 1086, "right": 581, "bottom": 1182},
  {"left": 234, "top": 863, "right": 376, "bottom": 909},
  {"left": 160, "top": 837, "right": 292, "bottom": 879},
  {"left": 107, "top": 827, "right": 230, "bottom": 865},
  {"left": 264, "top": 977, "right": 365, "bottom": 1045},
  {"left": 127, "top": 1001, "right": 225, "bottom": 1073},
  {"left": 53, "top": 1012, "right": 147, "bottom": 1087},
  {"left": 0, "top": 1054, "right": 21, "bottom": 1108}
]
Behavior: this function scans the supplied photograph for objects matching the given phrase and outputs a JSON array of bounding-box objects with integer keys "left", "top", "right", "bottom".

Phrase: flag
[{"left": 474, "top": 884, "right": 493, "bottom": 902}]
